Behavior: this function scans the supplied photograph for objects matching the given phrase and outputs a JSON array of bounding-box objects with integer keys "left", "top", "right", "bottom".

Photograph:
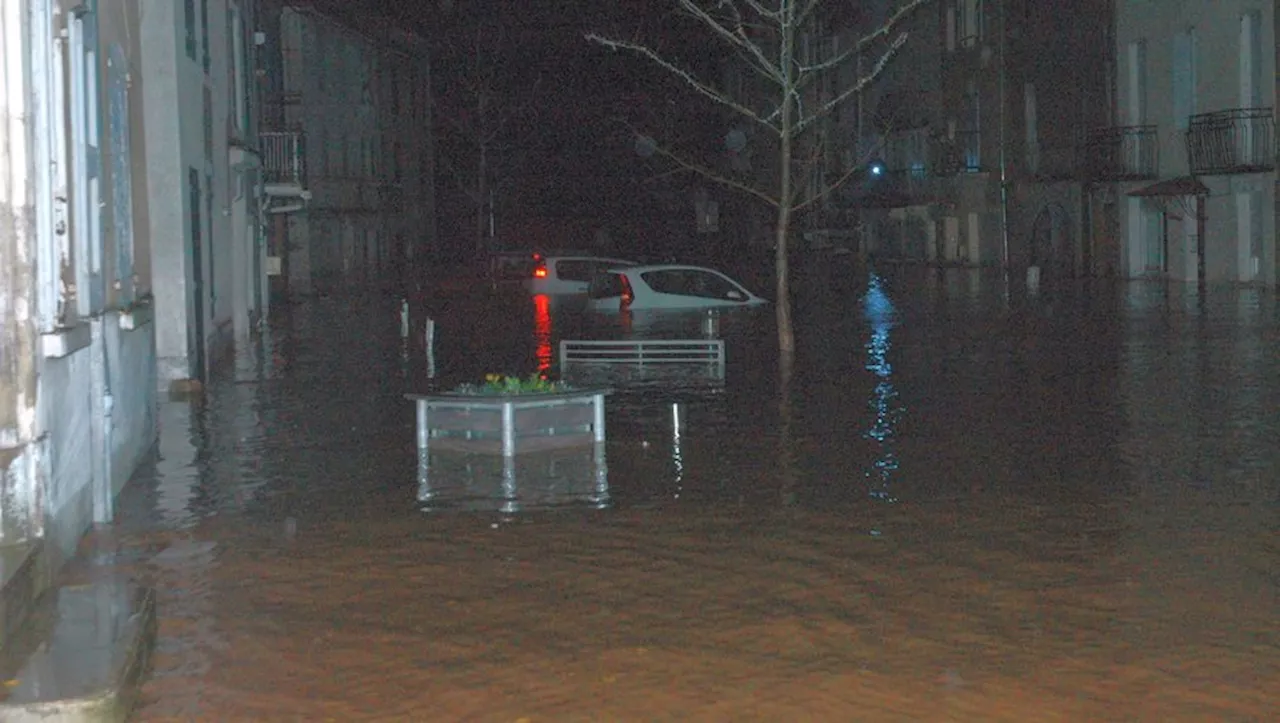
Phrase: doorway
[{"left": 188, "top": 168, "right": 206, "bottom": 380}]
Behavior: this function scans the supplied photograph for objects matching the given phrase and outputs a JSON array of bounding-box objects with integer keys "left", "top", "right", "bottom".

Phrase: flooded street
[{"left": 69, "top": 268, "right": 1277, "bottom": 721}]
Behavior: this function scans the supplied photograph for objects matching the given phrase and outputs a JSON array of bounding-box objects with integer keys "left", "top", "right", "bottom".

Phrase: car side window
[
  {"left": 643, "top": 270, "right": 747, "bottom": 301},
  {"left": 555, "top": 260, "right": 593, "bottom": 282},
  {"left": 641, "top": 270, "right": 689, "bottom": 296},
  {"left": 589, "top": 273, "right": 626, "bottom": 299}
]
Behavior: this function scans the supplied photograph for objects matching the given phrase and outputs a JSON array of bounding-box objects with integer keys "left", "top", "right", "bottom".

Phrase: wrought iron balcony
[
  {"left": 260, "top": 131, "right": 307, "bottom": 186},
  {"left": 1186, "top": 107, "right": 1275, "bottom": 175},
  {"left": 1082, "top": 125, "right": 1158, "bottom": 181}
]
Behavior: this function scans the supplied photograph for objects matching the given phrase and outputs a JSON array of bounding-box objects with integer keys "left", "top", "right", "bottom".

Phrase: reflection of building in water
[
  {"left": 534, "top": 294, "right": 554, "bottom": 373},
  {"left": 862, "top": 273, "right": 902, "bottom": 502}
]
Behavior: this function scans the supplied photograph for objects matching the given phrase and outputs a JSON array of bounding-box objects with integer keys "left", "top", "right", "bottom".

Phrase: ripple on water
[{"left": 74, "top": 278, "right": 1280, "bottom": 721}]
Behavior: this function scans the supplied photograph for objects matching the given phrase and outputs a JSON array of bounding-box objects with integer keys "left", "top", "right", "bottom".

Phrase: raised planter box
[
  {"left": 418, "top": 444, "right": 610, "bottom": 514},
  {"left": 406, "top": 387, "right": 610, "bottom": 460}
]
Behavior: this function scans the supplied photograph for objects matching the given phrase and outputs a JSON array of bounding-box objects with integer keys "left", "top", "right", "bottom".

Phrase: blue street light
[{"left": 868, "top": 159, "right": 886, "bottom": 177}]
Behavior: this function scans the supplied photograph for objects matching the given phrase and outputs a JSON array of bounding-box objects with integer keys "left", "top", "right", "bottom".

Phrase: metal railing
[
  {"left": 1186, "top": 107, "right": 1275, "bottom": 175},
  {"left": 1082, "top": 125, "right": 1158, "bottom": 181},
  {"left": 560, "top": 339, "right": 726, "bottom": 372},
  {"left": 260, "top": 131, "right": 306, "bottom": 185}
]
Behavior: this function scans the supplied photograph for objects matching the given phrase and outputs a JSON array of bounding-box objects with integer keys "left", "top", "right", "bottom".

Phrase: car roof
[
  {"left": 545, "top": 254, "right": 635, "bottom": 262},
  {"left": 603, "top": 264, "right": 727, "bottom": 274}
]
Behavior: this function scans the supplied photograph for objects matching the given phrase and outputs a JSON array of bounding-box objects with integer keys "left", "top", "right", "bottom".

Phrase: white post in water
[
  {"left": 702, "top": 310, "right": 720, "bottom": 338},
  {"left": 425, "top": 318, "right": 437, "bottom": 378},
  {"left": 400, "top": 298, "right": 410, "bottom": 337}
]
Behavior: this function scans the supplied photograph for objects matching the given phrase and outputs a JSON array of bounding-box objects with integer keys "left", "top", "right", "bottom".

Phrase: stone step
[
  {"left": 0, "top": 543, "right": 46, "bottom": 652},
  {"left": 0, "top": 578, "right": 156, "bottom": 723}
]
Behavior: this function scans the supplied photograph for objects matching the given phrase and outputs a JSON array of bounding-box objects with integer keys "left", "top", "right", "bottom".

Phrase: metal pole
[
  {"left": 591, "top": 394, "right": 606, "bottom": 444},
  {"left": 501, "top": 402, "right": 516, "bottom": 457},
  {"left": 425, "top": 317, "right": 436, "bottom": 378},
  {"left": 998, "top": 0, "right": 1010, "bottom": 282},
  {"left": 415, "top": 398, "right": 430, "bottom": 485}
]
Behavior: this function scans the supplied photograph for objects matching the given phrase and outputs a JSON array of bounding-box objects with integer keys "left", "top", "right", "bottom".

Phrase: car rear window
[
  {"left": 589, "top": 273, "right": 627, "bottom": 299},
  {"left": 490, "top": 254, "right": 535, "bottom": 280},
  {"left": 555, "top": 259, "right": 593, "bottom": 282}
]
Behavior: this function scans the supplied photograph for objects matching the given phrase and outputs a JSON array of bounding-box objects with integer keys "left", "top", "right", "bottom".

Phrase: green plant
[{"left": 453, "top": 372, "right": 568, "bottom": 395}]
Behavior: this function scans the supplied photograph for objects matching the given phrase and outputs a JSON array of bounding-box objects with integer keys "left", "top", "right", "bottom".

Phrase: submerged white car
[
  {"left": 525, "top": 254, "right": 638, "bottom": 296},
  {"left": 586, "top": 264, "right": 769, "bottom": 312}
]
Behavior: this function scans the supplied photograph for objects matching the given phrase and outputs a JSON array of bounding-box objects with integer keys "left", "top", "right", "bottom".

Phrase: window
[
  {"left": 206, "top": 172, "right": 215, "bottom": 315},
  {"left": 1024, "top": 82, "right": 1038, "bottom": 173},
  {"left": 1172, "top": 27, "right": 1196, "bottom": 130},
  {"left": 230, "top": 4, "right": 247, "bottom": 134},
  {"left": 554, "top": 260, "right": 593, "bottom": 282},
  {"left": 588, "top": 273, "right": 628, "bottom": 300},
  {"left": 961, "top": 81, "right": 981, "bottom": 171},
  {"left": 958, "top": 0, "right": 982, "bottom": 49},
  {"left": 1127, "top": 40, "right": 1147, "bottom": 126},
  {"left": 200, "top": 0, "right": 211, "bottom": 72},
  {"left": 642, "top": 270, "right": 749, "bottom": 302},
  {"left": 389, "top": 67, "right": 400, "bottom": 116},
  {"left": 1240, "top": 11, "right": 1262, "bottom": 107},
  {"left": 108, "top": 45, "right": 135, "bottom": 304},
  {"left": 184, "top": 0, "right": 197, "bottom": 60},
  {"left": 946, "top": 4, "right": 956, "bottom": 52},
  {"left": 203, "top": 86, "right": 213, "bottom": 161}
]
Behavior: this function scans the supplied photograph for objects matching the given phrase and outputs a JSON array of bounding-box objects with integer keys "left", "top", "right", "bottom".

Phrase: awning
[{"left": 1127, "top": 176, "right": 1209, "bottom": 197}]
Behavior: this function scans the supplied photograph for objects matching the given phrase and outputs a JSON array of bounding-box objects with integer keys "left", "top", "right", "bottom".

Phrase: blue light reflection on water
[{"left": 862, "top": 272, "right": 902, "bottom": 503}]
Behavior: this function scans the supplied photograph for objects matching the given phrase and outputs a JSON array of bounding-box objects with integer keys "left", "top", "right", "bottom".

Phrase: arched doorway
[{"left": 1029, "top": 202, "right": 1073, "bottom": 279}]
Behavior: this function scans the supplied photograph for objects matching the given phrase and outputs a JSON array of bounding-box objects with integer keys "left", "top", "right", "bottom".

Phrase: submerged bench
[{"left": 559, "top": 339, "right": 726, "bottom": 373}]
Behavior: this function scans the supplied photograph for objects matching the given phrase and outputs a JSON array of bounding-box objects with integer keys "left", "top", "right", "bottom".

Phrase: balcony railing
[
  {"left": 1186, "top": 107, "right": 1275, "bottom": 175},
  {"left": 1082, "top": 125, "right": 1158, "bottom": 181},
  {"left": 261, "top": 131, "right": 307, "bottom": 185}
]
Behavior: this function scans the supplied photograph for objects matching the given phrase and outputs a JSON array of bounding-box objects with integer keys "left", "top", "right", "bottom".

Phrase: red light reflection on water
[{"left": 533, "top": 294, "right": 553, "bottom": 373}]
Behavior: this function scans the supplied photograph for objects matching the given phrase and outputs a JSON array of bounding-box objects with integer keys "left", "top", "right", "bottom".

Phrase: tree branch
[
  {"left": 620, "top": 119, "right": 781, "bottom": 208},
  {"left": 585, "top": 32, "right": 782, "bottom": 134},
  {"left": 794, "top": 31, "right": 909, "bottom": 134},
  {"left": 672, "top": 0, "right": 784, "bottom": 85}
]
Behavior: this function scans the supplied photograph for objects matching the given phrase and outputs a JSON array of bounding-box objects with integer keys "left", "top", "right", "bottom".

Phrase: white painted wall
[
  {"left": 0, "top": 0, "right": 250, "bottom": 580},
  {"left": 1116, "top": 0, "right": 1276, "bottom": 285},
  {"left": 141, "top": 0, "right": 261, "bottom": 385}
]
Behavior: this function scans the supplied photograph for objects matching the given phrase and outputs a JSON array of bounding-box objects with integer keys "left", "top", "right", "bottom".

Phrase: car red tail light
[
  {"left": 532, "top": 265, "right": 548, "bottom": 278},
  {"left": 619, "top": 276, "right": 634, "bottom": 310}
]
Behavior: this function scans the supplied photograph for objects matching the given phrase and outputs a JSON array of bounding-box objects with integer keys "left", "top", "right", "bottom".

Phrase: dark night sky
[{"left": 344, "top": 0, "right": 722, "bottom": 257}]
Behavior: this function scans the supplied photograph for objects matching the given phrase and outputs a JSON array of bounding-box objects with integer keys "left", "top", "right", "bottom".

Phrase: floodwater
[{"left": 68, "top": 267, "right": 1278, "bottom": 721}]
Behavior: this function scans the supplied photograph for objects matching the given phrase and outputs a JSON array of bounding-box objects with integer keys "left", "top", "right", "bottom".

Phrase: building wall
[
  {"left": 0, "top": 0, "right": 169, "bottom": 579},
  {"left": 1116, "top": 0, "right": 1276, "bottom": 284},
  {"left": 832, "top": 0, "right": 1109, "bottom": 274},
  {"left": 264, "top": 5, "right": 435, "bottom": 297},
  {"left": 141, "top": 0, "right": 263, "bottom": 385}
]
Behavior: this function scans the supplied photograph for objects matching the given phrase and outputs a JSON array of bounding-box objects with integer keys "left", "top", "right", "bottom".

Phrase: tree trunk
[
  {"left": 774, "top": 71, "right": 796, "bottom": 368},
  {"left": 476, "top": 141, "right": 488, "bottom": 256}
]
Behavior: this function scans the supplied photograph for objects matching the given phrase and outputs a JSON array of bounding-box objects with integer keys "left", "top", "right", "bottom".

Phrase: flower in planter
[{"left": 453, "top": 372, "right": 570, "bottom": 395}]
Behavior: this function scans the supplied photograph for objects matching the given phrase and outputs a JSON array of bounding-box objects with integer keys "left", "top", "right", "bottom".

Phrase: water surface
[{"left": 69, "top": 268, "right": 1278, "bottom": 721}]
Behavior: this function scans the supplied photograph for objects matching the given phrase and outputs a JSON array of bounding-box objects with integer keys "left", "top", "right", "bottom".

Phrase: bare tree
[
  {"left": 587, "top": 0, "right": 929, "bottom": 366},
  {"left": 433, "top": 14, "right": 539, "bottom": 257}
]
